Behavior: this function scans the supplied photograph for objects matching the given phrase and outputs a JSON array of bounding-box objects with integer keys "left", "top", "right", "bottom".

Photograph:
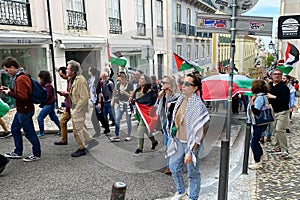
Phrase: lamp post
[{"left": 269, "top": 40, "right": 278, "bottom": 68}]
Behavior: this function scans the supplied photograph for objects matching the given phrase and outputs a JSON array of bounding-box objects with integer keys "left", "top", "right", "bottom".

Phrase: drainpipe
[
  {"left": 150, "top": 0, "right": 155, "bottom": 75},
  {"left": 46, "top": 0, "right": 58, "bottom": 106}
]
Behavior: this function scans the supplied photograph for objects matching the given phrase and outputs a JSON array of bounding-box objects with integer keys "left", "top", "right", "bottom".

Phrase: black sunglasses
[{"left": 183, "top": 82, "right": 195, "bottom": 87}]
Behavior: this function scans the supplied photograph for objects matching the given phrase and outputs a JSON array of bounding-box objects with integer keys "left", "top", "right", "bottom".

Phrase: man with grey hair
[
  {"left": 97, "top": 71, "right": 115, "bottom": 127},
  {"left": 66, "top": 60, "right": 98, "bottom": 157}
]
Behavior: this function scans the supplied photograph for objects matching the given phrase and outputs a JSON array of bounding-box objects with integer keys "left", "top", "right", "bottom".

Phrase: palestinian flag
[
  {"left": 277, "top": 42, "right": 299, "bottom": 74},
  {"left": 107, "top": 42, "right": 127, "bottom": 66},
  {"left": 202, "top": 74, "right": 253, "bottom": 101},
  {"left": 173, "top": 52, "right": 200, "bottom": 71},
  {"left": 134, "top": 90, "right": 158, "bottom": 133}
]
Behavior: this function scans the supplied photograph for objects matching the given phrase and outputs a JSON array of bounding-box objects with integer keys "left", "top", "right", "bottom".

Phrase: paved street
[{"left": 1, "top": 108, "right": 299, "bottom": 199}]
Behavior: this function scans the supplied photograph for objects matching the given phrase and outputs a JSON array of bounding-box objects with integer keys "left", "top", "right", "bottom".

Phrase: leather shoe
[
  {"left": 71, "top": 149, "right": 86, "bottom": 157},
  {"left": 54, "top": 141, "right": 68, "bottom": 145}
]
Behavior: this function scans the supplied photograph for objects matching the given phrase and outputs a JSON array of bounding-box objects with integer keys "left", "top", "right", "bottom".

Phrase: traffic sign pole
[{"left": 218, "top": 0, "right": 237, "bottom": 199}]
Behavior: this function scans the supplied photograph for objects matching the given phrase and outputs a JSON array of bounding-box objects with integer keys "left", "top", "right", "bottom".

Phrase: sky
[{"left": 243, "top": 0, "right": 281, "bottom": 48}]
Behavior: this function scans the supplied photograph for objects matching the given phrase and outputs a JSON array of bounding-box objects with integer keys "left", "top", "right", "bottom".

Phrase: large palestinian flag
[
  {"left": 173, "top": 52, "right": 201, "bottom": 71},
  {"left": 135, "top": 90, "right": 158, "bottom": 133},
  {"left": 277, "top": 42, "right": 299, "bottom": 74},
  {"left": 202, "top": 74, "right": 253, "bottom": 101}
]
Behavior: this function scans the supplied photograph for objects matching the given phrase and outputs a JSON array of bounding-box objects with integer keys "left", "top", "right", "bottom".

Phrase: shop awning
[
  {"left": 0, "top": 31, "right": 51, "bottom": 45},
  {"left": 108, "top": 37, "right": 152, "bottom": 53},
  {"left": 54, "top": 34, "right": 106, "bottom": 49}
]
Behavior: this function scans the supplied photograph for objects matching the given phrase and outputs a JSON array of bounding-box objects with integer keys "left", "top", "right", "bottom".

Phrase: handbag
[
  {"left": 250, "top": 96, "right": 274, "bottom": 126},
  {"left": 295, "top": 90, "right": 300, "bottom": 97}
]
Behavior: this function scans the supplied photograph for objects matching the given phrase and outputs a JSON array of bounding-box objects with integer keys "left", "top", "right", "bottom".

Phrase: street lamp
[{"left": 269, "top": 40, "right": 277, "bottom": 68}]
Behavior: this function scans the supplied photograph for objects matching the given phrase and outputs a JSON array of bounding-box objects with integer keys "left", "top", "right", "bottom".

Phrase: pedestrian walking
[
  {"left": 1, "top": 56, "right": 41, "bottom": 162},
  {"left": 282, "top": 75, "right": 295, "bottom": 133},
  {"left": 66, "top": 60, "right": 98, "bottom": 157},
  {"left": 156, "top": 75, "right": 181, "bottom": 175},
  {"left": 166, "top": 73, "right": 210, "bottom": 200},
  {"left": 54, "top": 67, "right": 71, "bottom": 145},
  {"left": 0, "top": 117, "right": 11, "bottom": 138},
  {"left": 36, "top": 70, "right": 61, "bottom": 138},
  {"left": 87, "top": 67, "right": 102, "bottom": 137},
  {"left": 110, "top": 72, "right": 133, "bottom": 142},
  {"left": 266, "top": 69, "right": 290, "bottom": 159},
  {"left": 130, "top": 74, "right": 159, "bottom": 156},
  {"left": 247, "top": 79, "right": 270, "bottom": 170},
  {"left": 99, "top": 71, "right": 115, "bottom": 126}
]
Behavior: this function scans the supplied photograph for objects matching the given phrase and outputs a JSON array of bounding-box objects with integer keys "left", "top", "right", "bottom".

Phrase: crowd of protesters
[{"left": 1, "top": 56, "right": 298, "bottom": 199}]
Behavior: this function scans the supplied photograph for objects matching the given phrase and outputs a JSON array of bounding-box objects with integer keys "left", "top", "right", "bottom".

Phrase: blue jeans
[
  {"left": 114, "top": 103, "right": 131, "bottom": 137},
  {"left": 261, "top": 123, "right": 273, "bottom": 137},
  {"left": 251, "top": 125, "right": 267, "bottom": 162},
  {"left": 37, "top": 103, "right": 60, "bottom": 135},
  {"left": 169, "top": 141, "right": 201, "bottom": 200},
  {"left": 11, "top": 111, "right": 41, "bottom": 157},
  {"left": 103, "top": 101, "right": 115, "bottom": 124}
]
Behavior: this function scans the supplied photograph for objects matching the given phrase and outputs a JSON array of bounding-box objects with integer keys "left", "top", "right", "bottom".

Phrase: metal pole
[
  {"left": 111, "top": 182, "right": 126, "bottom": 200},
  {"left": 150, "top": 0, "right": 155, "bottom": 75},
  {"left": 218, "top": 140, "right": 230, "bottom": 200},
  {"left": 218, "top": 1, "right": 237, "bottom": 199},
  {"left": 46, "top": 0, "right": 58, "bottom": 106},
  {"left": 242, "top": 123, "right": 252, "bottom": 174}
]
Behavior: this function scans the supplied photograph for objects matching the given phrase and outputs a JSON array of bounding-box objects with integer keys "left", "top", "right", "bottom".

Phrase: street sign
[
  {"left": 197, "top": 13, "right": 273, "bottom": 36},
  {"left": 211, "top": 0, "right": 259, "bottom": 15},
  {"left": 141, "top": 45, "right": 154, "bottom": 60},
  {"left": 278, "top": 15, "right": 300, "bottom": 39}
]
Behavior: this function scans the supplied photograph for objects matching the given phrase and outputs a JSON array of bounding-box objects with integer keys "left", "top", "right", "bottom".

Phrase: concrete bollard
[{"left": 110, "top": 182, "right": 126, "bottom": 200}]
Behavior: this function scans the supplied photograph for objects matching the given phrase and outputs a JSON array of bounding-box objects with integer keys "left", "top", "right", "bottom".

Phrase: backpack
[
  {"left": 30, "top": 76, "right": 48, "bottom": 104},
  {"left": 17, "top": 73, "right": 48, "bottom": 104}
]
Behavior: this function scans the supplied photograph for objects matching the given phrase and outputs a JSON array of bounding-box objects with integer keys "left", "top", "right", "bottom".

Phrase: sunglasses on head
[
  {"left": 183, "top": 82, "right": 195, "bottom": 87},
  {"left": 161, "top": 81, "right": 169, "bottom": 85}
]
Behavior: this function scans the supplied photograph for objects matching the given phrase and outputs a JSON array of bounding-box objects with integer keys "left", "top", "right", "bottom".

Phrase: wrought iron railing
[
  {"left": 0, "top": 0, "right": 31, "bottom": 26},
  {"left": 109, "top": 17, "right": 122, "bottom": 34},
  {"left": 187, "top": 25, "right": 195, "bottom": 36},
  {"left": 66, "top": 10, "right": 87, "bottom": 30},
  {"left": 175, "top": 22, "right": 186, "bottom": 35},
  {"left": 157, "top": 25, "right": 163, "bottom": 37},
  {"left": 136, "top": 22, "right": 145, "bottom": 36}
]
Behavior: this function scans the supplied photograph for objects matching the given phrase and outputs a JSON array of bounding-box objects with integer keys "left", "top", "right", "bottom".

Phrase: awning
[
  {"left": 54, "top": 34, "right": 106, "bottom": 49},
  {"left": 0, "top": 30, "right": 51, "bottom": 45},
  {"left": 108, "top": 37, "right": 152, "bottom": 53}
]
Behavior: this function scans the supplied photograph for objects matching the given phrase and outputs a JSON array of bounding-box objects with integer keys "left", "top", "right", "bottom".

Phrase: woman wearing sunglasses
[
  {"left": 167, "top": 73, "right": 210, "bottom": 200},
  {"left": 156, "top": 76, "right": 181, "bottom": 175}
]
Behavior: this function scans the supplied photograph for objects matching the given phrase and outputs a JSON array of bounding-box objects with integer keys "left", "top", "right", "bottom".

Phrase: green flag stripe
[{"left": 234, "top": 79, "right": 253, "bottom": 89}]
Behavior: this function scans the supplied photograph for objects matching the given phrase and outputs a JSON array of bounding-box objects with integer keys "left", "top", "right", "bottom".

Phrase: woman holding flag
[
  {"left": 130, "top": 74, "right": 159, "bottom": 156},
  {"left": 166, "top": 73, "right": 210, "bottom": 200}
]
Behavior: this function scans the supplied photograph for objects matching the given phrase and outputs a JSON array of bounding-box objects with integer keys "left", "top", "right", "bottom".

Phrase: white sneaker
[
  {"left": 170, "top": 192, "right": 187, "bottom": 200},
  {"left": 125, "top": 136, "right": 131, "bottom": 141},
  {"left": 248, "top": 162, "right": 263, "bottom": 170}
]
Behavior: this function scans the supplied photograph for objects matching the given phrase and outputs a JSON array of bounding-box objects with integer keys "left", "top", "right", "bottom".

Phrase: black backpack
[{"left": 17, "top": 73, "right": 48, "bottom": 104}]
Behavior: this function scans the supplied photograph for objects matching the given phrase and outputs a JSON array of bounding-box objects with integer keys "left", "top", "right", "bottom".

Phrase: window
[
  {"left": 176, "top": 4, "right": 181, "bottom": 23},
  {"left": 67, "top": 0, "right": 84, "bottom": 12},
  {"left": 66, "top": 0, "right": 86, "bottom": 30},
  {"left": 136, "top": 0, "right": 145, "bottom": 36},
  {"left": 201, "top": 42, "right": 205, "bottom": 58},
  {"left": 108, "top": 0, "right": 122, "bottom": 34},
  {"left": 156, "top": 0, "right": 163, "bottom": 37},
  {"left": 207, "top": 43, "right": 210, "bottom": 57},
  {"left": 195, "top": 44, "right": 199, "bottom": 59},
  {"left": 187, "top": 8, "right": 191, "bottom": 25},
  {"left": 187, "top": 45, "right": 191, "bottom": 60},
  {"left": 0, "top": 0, "right": 31, "bottom": 26},
  {"left": 177, "top": 45, "right": 182, "bottom": 55}
]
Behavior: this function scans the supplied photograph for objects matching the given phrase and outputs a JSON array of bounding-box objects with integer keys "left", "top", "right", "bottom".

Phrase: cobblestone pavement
[{"left": 254, "top": 112, "right": 300, "bottom": 200}]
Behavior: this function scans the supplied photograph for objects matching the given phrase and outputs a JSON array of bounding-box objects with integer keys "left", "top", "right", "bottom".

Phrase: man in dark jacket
[
  {"left": 0, "top": 57, "right": 41, "bottom": 162},
  {"left": 266, "top": 69, "right": 290, "bottom": 159}
]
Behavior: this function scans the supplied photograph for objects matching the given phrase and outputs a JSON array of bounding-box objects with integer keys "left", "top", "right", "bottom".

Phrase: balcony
[
  {"left": 0, "top": 0, "right": 31, "bottom": 26},
  {"left": 66, "top": 10, "right": 87, "bottom": 30},
  {"left": 136, "top": 22, "right": 145, "bottom": 36},
  {"left": 175, "top": 22, "right": 186, "bottom": 35},
  {"left": 157, "top": 25, "right": 163, "bottom": 37},
  {"left": 187, "top": 25, "right": 195, "bottom": 36},
  {"left": 109, "top": 17, "right": 122, "bottom": 34}
]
